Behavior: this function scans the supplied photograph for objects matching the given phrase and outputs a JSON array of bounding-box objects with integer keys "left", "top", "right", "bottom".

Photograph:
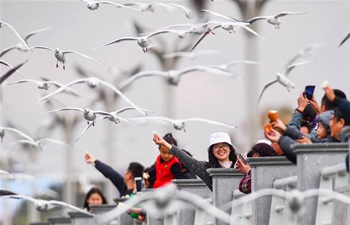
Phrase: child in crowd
[
  {"left": 83, "top": 187, "right": 107, "bottom": 212},
  {"left": 144, "top": 133, "right": 187, "bottom": 188}
]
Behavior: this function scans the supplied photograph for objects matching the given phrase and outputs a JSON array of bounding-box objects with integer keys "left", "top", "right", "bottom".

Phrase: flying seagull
[
  {"left": 162, "top": 50, "right": 221, "bottom": 59},
  {"left": 81, "top": 0, "right": 141, "bottom": 11},
  {"left": 32, "top": 46, "right": 104, "bottom": 69},
  {"left": 257, "top": 61, "right": 310, "bottom": 104},
  {"left": 0, "top": 20, "right": 31, "bottom": 52},
  {"left": 6, "top": 138, "right": 70, "bottom": 151},
  {"left": 247, "top": 12, "right": 307, "bottom": 29}
]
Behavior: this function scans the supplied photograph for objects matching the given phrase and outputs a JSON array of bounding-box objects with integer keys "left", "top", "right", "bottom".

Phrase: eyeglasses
[{"left": 213, "top": 144, "right": 230, "bottom": 151}]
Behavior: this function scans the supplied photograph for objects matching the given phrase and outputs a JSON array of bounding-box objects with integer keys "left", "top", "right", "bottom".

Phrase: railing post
[
  {"left": 292, "top": 142, "right": 348, "bottom": 225},
  {"left": 68, "top": 212, "right": 95, "bottom": 225},
  {"left": 207, "top": 168, "right": 244, "bottom": 225},
  {"left": 47, "top": 217, "right": 72, "bottom": 225},
  {"left": 172, "top": 179, "right": 212, "bottom": 225},
  {"left": 29, "top": 223, "right": 50, "bottom": 225},
  {"left": 249, "top": 157, "right": 296, "bottom": 225}
]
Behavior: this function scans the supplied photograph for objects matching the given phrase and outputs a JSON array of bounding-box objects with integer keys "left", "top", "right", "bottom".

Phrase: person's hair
[
  {"left": 162, "top": 133, "right": 177, "bottom": 146},
  {"left": 303, "top": 104, "right": 317, "bottom": 122},
  {"left": 247, "top": 143, "right": 277, "bottom": 157},
  {"left": 207, "top": 146, "right": 237, "bottom": 168},
  {"left": 144, "top": 163, "right": 156, "bottom": 188},
  {"left": 300, "top": 121, "right": 312, "bottom": 134},
  {"left": 83, "top": 187, "right": 107, "bottom": 211},
  {"left": 333, "top": 107, "right": 350, "bottom": 126},
  {"left": 321, "top": 89, "right": 347, "bottom": 110},
  {"left": 128, "top": 162, "right": 144, "bottom": 178}
]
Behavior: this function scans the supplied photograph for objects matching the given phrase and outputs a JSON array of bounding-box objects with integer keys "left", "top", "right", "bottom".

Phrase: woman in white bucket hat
[{"left": 153, "top": 131, "right": 237, "bottom": 191}]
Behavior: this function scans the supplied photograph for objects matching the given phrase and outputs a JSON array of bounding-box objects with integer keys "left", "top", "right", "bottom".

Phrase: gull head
[
  {"left": 167, "top": 70, "right": 180, "bottom": 85},
  {"left": 35, "top": 200, "right": 50, "bottom": 211},
  {"left": 178, "top": 31, "right": 188, "bottom": 38},
  {"left": 54, "top": 48, "right": 60, "bottom": 53},
  {"left": 137, "top": 38, "right": 148, "bottom": 47},
  {"left": 87, "top": 2, "right": 99, "bottom": 10},
  {"left": 87, "top": 77, "right": 100, "bottom": 88},
  {"left": 0, "top": 128, "right": 4, "bottom": 141},
  {"left": 288, "top": 190, "right": 304, "bottom": 213},
  {"left": 38, "top": 82, "right": 49, "bottom": 90},
  {"left": 83, "top": 108, "right": 91, "bottom": 115},
  {"left": 173, "top": 121, "right": 185, "bottom": 131}
]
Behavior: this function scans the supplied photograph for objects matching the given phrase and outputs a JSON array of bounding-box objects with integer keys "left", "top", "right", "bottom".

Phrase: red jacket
[{"left": 153, "top": 155, "right": 182, "bottom": 188}]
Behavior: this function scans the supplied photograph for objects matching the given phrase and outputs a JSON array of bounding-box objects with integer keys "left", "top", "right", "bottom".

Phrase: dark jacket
[{"left": 94, "top": 160, "right": 133, "bottom": 197}]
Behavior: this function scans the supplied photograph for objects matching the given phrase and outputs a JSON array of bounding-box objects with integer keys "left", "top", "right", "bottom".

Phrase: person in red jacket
[{"left": 144, "top": 133, "right": 187, "bottom": 188}]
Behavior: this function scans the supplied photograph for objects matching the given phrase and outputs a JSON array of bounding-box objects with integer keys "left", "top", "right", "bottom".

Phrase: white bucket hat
[{"left": 207, "top": 132, "right": 235, "bottom": 152}]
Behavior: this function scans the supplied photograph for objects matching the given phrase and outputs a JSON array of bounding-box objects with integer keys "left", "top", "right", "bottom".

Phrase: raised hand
[
  {"left": 85, "top": 152, "right": 96, "bottom": 164},
  {"left": 270, "top": 119, "right": 287, "bottom": 132},
  {"left": 264, "top": 129, "right": 282, "bottom": 143},
  {"left": 152, "top": 132, "right": 172, "bottom": 150}
]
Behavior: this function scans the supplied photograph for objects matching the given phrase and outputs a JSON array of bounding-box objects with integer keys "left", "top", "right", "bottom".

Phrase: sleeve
[
  {"left": 170, "top": 163, "right": 187, "bottom": 179},
  {"left": 147, "top": 167, "right": 156, "bottom": 178},
  {"left": 284, "top": 126, "right": 321, "bottom": 143},
  {"left": 277, "top": 136, "right": 297, "bottom": 164},
  {"left": 94, "top": 160, "right": 127, "bottom": 195},
  {"left": 288, "top": 111, "right": 303, "bottom": 130},
  {"left": 238, "top": 171, "right": 251, "bottom": 194},
  {"left": 169, "top": 145, "right": 213, "bottom": 190}
]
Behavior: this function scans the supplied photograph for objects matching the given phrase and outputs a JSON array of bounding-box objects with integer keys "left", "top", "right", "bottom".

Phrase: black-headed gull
[
  {"left": 1, "top": 192, "right": 93, "bottom": 215},
  {"left": 162, "top": 50, "right": 221, "bottom": 59},
  {"left": 258, "top": 61, "right": 310, "bottom": 103},
  {"left": 0, "top": 60, "right": 27, "bottom": 84},
  {"left": 117, "top": 65, "right": 235, "bottom": 89},
  {"left": 247, "top": 12, "right": 307, "bottom": 29},
  {"left": 81, "top": 0, "right": 141, "bottom": 11},
  {"left": 6, "top": 138, "right": 70, "bottom": 151},
  {"left": 92, "top": 30, "right": 185, "bottom": 52},
  {"left": 129, "top": 116, "right": 237, "bottom": 132},
  {"left": 209, "top": 60, "right": 262, "bottom": 72},
  {"left": 0, "top": 27, "right": 51, "bottom": 58},
  {"left": 8, "top": 78, "right": 79, "bottom": 95},
  {"left": 0, "top": 20, "right": 31, "bottom": 52},
  {"left": 339, "top": 32, "right": 350, "bottom": 47},
  {"left": 190, "top": 20, "right": 264, "bottom": 51},
  {"left": 31, "top": 46, "right": 104, "bottom": 69},
  {"left": 38, "top": 77, "right": 147, "bottom": 116},
  {"left": 0, "top": 59, "right": 27, "bottom": 78},
  {"left": 284, "top": 43, "right": 325, "bottom": 68}
]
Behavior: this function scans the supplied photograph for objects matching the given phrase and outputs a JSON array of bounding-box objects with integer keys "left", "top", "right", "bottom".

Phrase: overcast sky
[{"left": 1, "top": 0, "right": 350, "bottom": 211}]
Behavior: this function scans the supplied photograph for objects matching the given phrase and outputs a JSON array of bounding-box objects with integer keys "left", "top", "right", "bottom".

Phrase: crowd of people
[{"left": 81, "top": 83, "right": 350, "bottom": 221}]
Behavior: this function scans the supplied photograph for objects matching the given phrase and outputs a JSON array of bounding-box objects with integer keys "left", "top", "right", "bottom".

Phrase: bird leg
[
  {"left": 205, "top": 29, "right": 215, "bottom": 35},
  {"left": 143, "top": 48, "right": 146, "bottom": 53},
  {"left": 56, "top": 60, "right": 59, "bottom": 68},
  {"left": 63, "top": 63, "right": 66, "bottom": 70}
]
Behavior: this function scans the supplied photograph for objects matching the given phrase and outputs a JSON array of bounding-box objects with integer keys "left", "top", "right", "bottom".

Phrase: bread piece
[
  {"left": 264, "top": 124, "right": 272, "bottom": 132},
  {"left": 268, "top": 110, "right": 278, "bottom": 122}
]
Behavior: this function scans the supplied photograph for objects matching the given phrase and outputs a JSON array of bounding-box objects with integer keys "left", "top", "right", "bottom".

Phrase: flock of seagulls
[{"left": 1, "top": 0, "right": 350, "bottom": 219}]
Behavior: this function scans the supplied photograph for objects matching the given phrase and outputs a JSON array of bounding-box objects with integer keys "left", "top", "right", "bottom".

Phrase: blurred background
[{"left": 1, "top": 0, "right": 350, "bottom": 224}]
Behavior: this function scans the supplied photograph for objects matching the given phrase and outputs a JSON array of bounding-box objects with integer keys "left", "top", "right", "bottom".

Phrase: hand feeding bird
[
  {"left": 0, "top": 27, "right": 51, "bottom": 58},
  {"left": 31, "top": 46, "right": 104, "bottom": 69},
  {"left": 257, "top": 61, "right": 311, "bottom": 104}
]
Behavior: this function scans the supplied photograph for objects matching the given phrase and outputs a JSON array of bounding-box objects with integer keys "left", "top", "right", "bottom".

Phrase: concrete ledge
[
  {"left": 248, "top": 156, "right": 294, "bottom": 166},
  {"left": 47, "top": 217, "right": 71, "bottom": 224},
  {"left": 207, "top": 168, "right": 243, "bottom": 176},
  {"left": 68, "top": 212, "right": 94, "bottom": 218},
  {"left": 90, "top": 204, "right": 116, "bottom": 214},
  {"left": 172, "top": 179, "right": 206, "bottom": 187},
  {"left": 292, "top": 143, "right": 348, "bottom": 153}
]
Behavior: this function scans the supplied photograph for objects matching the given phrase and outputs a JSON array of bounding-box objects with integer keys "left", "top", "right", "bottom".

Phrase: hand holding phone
[
  {"left": 304, "top": 85, "right": 315, "bottom": 100},
  {"left": 237, "top": 153, "right": 248, "bottom": 165},
  {"left": 134, "top": 177, "right": 144, "bottom": 192}
]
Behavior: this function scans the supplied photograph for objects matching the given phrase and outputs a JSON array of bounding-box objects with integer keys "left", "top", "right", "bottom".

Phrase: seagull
[
  {"left": 208, "top": 60, "right": 262, "bottom": 72},
  {"left": 247, "top": 12, "right": 307, "bottom": 29},
  {"left": 81, "top": 0, "right": 141, "bottom": 11},
  {"left": 129, "top": 116, "right": 237, "bottom": 132},
  {"left": 0, "top": 126, "right": 35, "bottom": 143},
  {"left": 8, "top": 78, "right": 79, "bottom": 95},
  {"left": 0, "top": 27, "right": 51, "bottom": 58},
  {"left": 257, "top": 61, "right": 310, "bottom": 104},
  {"left": 117, "top": 65, "right": 235, "bottom": 89},
  {"left": 0, "top": 192, "right": 93, "bottom": 216},
  {"left": 31, "top": 46, "right": 104, "bottom": 69},
  {"left": 167, "top": 4, "right": 194, "bottom": 19},
  {"left": 123, "top": 2, "right": 169, "bottom": 12},
  {"left": 284, "top": 43, "right": 325, "bottom": 67},
  {"left": 0, "top": 60, "right": 27, "bottom": 84},
  {"left": 339, "top": 32, "right": 350, "bottom": 47},
  {"left": 162, "top": 50, "right": 221, "bottom": 59},
  {"left": 190, "top": 20, "right": 264, "bottom": 51},
  {"left": 6, "top": 138, "right": 70, "bottom": 151},
  {"left": 0, "top": 59, "right": 27, "bottom": 78},
  {"left": 0, "top": 20, "right": 31, "bottom": 52},
  {"left": 160, "top": 22, "right": 214, "bottom": 35},
  {"left": 201, "top": 9, "right": 242, "bottom": 22},
  {"left": 38, "top": 77, "right": 147, "bottom": 116},
  {"left": 92, "top": 29, "right": 185, "bottom": 52}
]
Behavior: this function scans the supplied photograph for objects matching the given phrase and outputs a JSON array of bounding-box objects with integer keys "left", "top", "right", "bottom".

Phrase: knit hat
[
  {"left": 317, "top": 110, "right": 334, "bottom": 132},
  {"left": 207, "top": 132, "right": 234, "bottom": 152}
]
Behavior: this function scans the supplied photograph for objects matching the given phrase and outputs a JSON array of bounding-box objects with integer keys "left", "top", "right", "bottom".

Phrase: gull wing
[
  {"left": 182, "top": 118, "right": 237, "bottom": 129},
  {"left": 178, "top": 65, "right": 234, "bottom": 77},
  {"left": 115, "top": 107, "right": 160, "bottom": 116},
  {"left": 283, "top": 43, "right": 325, "bottom": 68},
  {"left": 0, "top": 189, "right": 18, "bottom": 196},
  {"left": 42, "top": 107, "right": 84, "bottom": 115},
  {"left": 0, "top": 21, "right": 31, "bottom": 51},
  {"left": 117, "top": 70, "right": 167, "bottom": 89},
  {"left": 37, "top": 138, "right": 70, "bottom": 147},
  {"left": 273, "top": 11, "right": 307, "bottom": 19},
  {"left": 63, "top": 50, "right": 104, "bottom": 65},
  {"left": 96, "top": 1, "right": 141, "bottom": 11},
  {"left": 226, "top": 60, "right": 262, "bottom": 67},
  {"left": 339, "top": 32, "right": 350, "bottom": 47},
  {"left": 283, "top": 61, "right": 310, "bottom": 77},
  {"left": 239, "top": 25, "right": 266, "bottom": 40},
  {"left": 73, "top": 123, "right": 94, "bottom": 146},
  {"left": 99, "top": 80, "right": 147, "bottom": 116},
  {"left": 1, "top": 126, "right": 35, "bottom": 141},
  {"left": 49, "top": 200, "right": 93, "bottom": 216},
  {"left": 92, "top": 37, "right": 137, "bottom": 51},
  {"left": 0, "top": 60, "right": 27, "bottom": 83},
  {"left": 247, "top": 16, "right": 267, "bottom": 24},
  {"left": 168, "top": 3, "right": 191, "bottom": 13},
  {"left": 0, "top": 46, "right": 16, "bottom": 58},
  {"left": 189, "top": 25, "right": 221, "bottom": 52},
  {"left": 129, "top": 116, "right": 174, "bottom": 125},
  {"left": 147, "top": 30, "right": 175, "bottom": 38},
  {"left": 8, "top": 79, "right": 39, "bottom": 85},
  {"left": 201, "top": 9, "right": 238, "bottom": 21},
  {"left": 24, "top": 27, "right": 52, "bottom": 41},
  {"left": 31, "top": 46, "right": 55, "bottom": 52},
  {"left": 257, "top": 80, "right": 278, "bottom": 104}
]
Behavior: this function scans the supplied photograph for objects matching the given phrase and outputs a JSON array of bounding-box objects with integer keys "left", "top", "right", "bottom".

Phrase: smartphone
[
  {"left": 238, "top": 154, "right": 248, "bottom": 165},
  {"left": 304, "top": 85, "right": 316, "bottom": 100},
  {"left": 134, "top": 177, "right": 143, "bottom": 192}
]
